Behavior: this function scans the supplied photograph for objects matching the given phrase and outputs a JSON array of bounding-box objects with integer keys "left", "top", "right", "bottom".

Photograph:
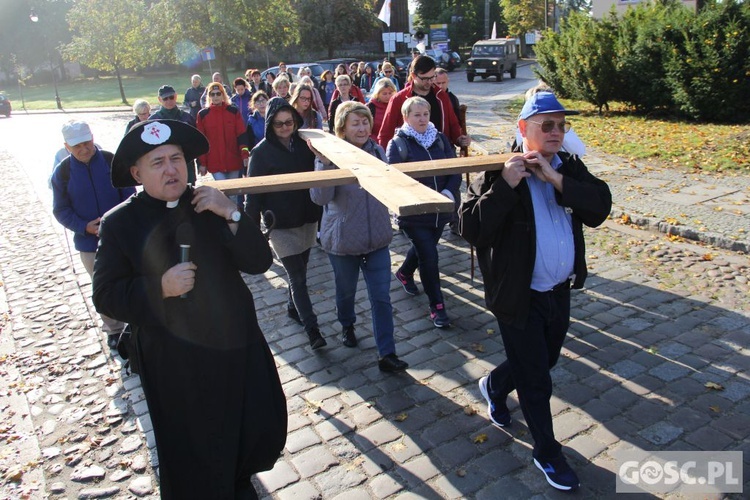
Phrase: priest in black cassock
[{"left": 92, "top": 119, "right": 287, "bottom": 499}]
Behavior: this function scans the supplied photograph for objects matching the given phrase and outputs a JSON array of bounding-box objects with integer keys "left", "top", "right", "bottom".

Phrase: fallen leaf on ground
[
  {"left": 395, "top": 413, "right": 408, "bottom": 422},
  {"left": 704, "top": 382, "right": 724, "bottom": 391},
  {"left": 456, "top": 468, "right": 467, "bottom": 477},
  {"left": 473, "top": 434, "right": 488, "bottom": 444},
  {"left": 464, "top": 407, "right": 477, "bottom": 416},
  {"left": 709, "top": 405, "right": 721, "bottom": 413}
]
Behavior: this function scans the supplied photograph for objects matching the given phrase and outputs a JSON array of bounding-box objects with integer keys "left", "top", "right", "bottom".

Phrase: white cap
[{"left": 62, "top": 120, "right": 93, "bottom": 146}]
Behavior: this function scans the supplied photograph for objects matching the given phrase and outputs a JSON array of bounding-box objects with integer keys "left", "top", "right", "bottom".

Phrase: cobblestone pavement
[{"left": 1, "top": 90, "right": 749, "bottom": 498}]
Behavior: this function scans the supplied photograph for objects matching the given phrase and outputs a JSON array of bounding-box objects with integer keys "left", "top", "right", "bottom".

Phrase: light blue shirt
[{"left": 525, "top": 153, "right": 574, "bottom": 291}]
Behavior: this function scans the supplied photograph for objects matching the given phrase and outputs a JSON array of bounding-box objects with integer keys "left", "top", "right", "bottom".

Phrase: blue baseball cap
[{"left": 518, "top": 92, "right": 579, "bottom": 120}]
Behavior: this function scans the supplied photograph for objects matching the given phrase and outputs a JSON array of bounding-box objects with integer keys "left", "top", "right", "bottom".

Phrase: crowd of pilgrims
[{"left": 124, "top": 55, "right": 467, "bottom": 371}]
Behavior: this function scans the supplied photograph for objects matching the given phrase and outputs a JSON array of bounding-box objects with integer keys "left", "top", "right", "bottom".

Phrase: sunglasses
[
  {"left": 272, "top": 119, "right": 295, "bottom": 129},
  {"left": 209, "top": 91, "right": 222, "bottom": 97},
  {"left": 384, "top": 70, "right": 393, "bottom": 74},
  {"left": 161, "top": 95, "right": 176, "bottom": 101},
  {"left": 526, "top": 119, "right": 571, "bottom": 134}
]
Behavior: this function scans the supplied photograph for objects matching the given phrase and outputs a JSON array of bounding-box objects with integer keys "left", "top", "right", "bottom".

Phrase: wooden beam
[
  {"left": 204, "top": 132, "right": 510, "bottom": 216},
  {"left": 300, "top": 129, "right": 455, "bottom": 216}
]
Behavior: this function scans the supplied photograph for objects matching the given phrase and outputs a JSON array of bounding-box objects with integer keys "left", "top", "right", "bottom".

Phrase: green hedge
[{"left": 535, "top": 0, "right": 750, "bottom": 122}]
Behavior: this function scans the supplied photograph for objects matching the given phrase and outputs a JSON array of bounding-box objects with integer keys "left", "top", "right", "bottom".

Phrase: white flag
[
  {"left": 378, "top": 0, "right": 391, "bottom": 26},
  {"left": 491, "top": 22, "right": 497, "bottom": 39}
]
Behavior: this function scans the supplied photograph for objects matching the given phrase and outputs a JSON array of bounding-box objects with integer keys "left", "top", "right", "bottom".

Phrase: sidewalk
[
  {"left": 1, "top": 103, "right": 748, "bottom": 498},
  {"left": 463, "top": 84, "right": 750, "bottom": 255}
]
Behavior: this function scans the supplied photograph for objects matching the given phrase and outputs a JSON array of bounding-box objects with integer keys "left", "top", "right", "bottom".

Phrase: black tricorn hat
[{"left": 111, "top": 120, "right": 209, "bottom": 188}]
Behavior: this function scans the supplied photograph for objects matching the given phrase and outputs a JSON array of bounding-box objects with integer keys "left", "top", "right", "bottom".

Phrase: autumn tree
[
  {"left": 65, "top": 0, "right": 156, "bottom": 105},
  {"left": 294, "top": 0, "right": 380, "bottom": 58},
  {"left": 413, "top": 0, "right": 507, "bottom": 49},
  {"left": 170, "top": 0, "right": 299, "bottom": 78},
  {"left": 500, "top": 0, "right": 545, "bottom": 55}
]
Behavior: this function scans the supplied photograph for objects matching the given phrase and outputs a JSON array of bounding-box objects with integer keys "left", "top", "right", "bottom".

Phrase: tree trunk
[{"left": 114, "top": 64, "right": 128, "bottom": 106}]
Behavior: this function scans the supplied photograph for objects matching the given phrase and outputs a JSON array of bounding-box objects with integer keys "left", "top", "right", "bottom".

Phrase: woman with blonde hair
[
  {"left": 308, "top": 101, "right": 408, "bottom": 372},
  {"left": 387, "top": 96, "right": 459, "bottom": 328},
  {"left": 366, "top": 78, "right": 397, "bottom": 140},
  {"left": 272, "top": 75, "right": 291, "bottom": 101},
  {"left": 196, "top": 82, "right": 249, "bottom": 205},
  {"left": 373, "top": 62, "right": 400, "bottom": 91}
]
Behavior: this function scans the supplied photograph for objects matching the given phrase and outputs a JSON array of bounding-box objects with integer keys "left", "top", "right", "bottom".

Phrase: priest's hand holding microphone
[{"left": 161, "top": 186, "right": 241, "bottom": 298}]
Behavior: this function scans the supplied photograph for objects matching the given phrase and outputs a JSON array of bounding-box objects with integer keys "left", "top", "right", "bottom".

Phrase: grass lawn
[
  {"left": 508, "top": 98, "right": 750, "bottom": 173},
  {"left": 2, "top": 70, "right": 224, "bottom": 110}
]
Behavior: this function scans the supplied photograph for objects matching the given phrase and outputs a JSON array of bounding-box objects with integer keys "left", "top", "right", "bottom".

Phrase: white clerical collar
[{"left": 166, "top": 200, "right": 179, "bottom": 208}]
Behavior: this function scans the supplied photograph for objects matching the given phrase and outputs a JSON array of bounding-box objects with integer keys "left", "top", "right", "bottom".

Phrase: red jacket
[
  {"left": 367, "top": 99, "right": 389, "bottom": 141},
  {"left": 377, "top": 82, "right": 462, "bottom": 149},
  {"left": 196, "top": 103, "right": 249, "bottom": 174}
]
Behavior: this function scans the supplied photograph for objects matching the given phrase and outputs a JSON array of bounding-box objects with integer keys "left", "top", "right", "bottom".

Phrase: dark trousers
[
  {"left": 400, "top": 224, "right": 445, "bottom": 308},
  {"left": 488, "top": 286, "right": 571, "bottom": 461},
  {"left": 280, "top": 249, "right": 318, "bottom": 333}
]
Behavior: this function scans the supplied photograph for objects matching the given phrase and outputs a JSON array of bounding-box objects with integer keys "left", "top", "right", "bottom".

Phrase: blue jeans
[
  {"left": 487, "top": 286, "right": 571, "bottom": 461},
  {"left": 280, "top": 249, "right": 318, "bottom": 334},
  {"left": 212, "top": 170, "right": 242, "bottom": 207},
  {"left": 400, "top": 224, "right": 445, "bottom": 308},
  {"left": 328, "top": 247, "right": 396, "bottom": 357}
]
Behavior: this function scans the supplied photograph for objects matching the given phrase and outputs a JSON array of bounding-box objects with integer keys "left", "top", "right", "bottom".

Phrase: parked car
[
  {"left": 261, "top": 63, "right": 325, "bottom": 83},
  {"left": 315, "top": 58, "right": 359, "bottom": 74},
  {"left": 0, "top": 94, "right": 11, "bottom": 117},
  {"left": 465, "top": 38, "right": 518, "bottom": 82},
  {"left": 394, "top": 57, "right": 411, "bottom": 82}
]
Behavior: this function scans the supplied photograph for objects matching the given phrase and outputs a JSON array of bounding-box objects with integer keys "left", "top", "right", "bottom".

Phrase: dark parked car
[
  {"left": 466, "top": 39, "right": 518, "bottom": 82},
  {"left": 315, "top": 58, "right": 359, "bottom": 74},
  {"left": 0, "top": 94, "right": 11, "bottom": 117}
]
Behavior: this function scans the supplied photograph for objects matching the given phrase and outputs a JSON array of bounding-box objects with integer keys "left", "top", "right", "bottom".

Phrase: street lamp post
[{"left": 29, "top": 11, "right": 63, "bottom": 110}]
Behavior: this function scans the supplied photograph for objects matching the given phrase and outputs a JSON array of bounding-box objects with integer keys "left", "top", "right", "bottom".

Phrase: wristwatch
[{"left": 227, "top": 210, "right": 241, "bottom": 223}]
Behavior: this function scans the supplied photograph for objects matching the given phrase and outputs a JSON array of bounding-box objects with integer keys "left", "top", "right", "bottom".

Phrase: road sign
[{"left": 201, "top": 47, "right": 215, "bottom": 61}]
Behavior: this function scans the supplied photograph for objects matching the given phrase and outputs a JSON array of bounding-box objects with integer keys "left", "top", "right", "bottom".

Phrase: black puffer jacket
[{"left": 245, "top": 97, "right": 321, "bottom": 229}]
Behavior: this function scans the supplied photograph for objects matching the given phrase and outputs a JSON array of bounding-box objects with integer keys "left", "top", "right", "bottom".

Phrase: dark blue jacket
[
  {"left": 231, "top": 91, "right": 252, "bottom": 124},
  {"left": 386, "top": 129, "right": 460, "bottom": 228},
  {"left": 51, "top": 149, "right": 136, "bottom": 252}
]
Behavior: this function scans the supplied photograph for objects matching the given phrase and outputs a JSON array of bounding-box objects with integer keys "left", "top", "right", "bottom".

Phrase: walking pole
[{"left": 458, "top": 104, "right": 475, "bottom": 284}]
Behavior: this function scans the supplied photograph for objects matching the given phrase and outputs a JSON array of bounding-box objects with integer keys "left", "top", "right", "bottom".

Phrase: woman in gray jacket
[{"left": 309, "top": 102, "right": 408, "bottom": 373}]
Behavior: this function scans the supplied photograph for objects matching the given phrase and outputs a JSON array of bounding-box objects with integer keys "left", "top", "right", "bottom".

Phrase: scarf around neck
[{"left": 399, "top": 122, "right": 438, "bottom": 150}]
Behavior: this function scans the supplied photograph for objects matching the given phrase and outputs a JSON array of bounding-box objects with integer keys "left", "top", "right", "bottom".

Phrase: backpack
[{"left": 391, "top": 133, "right": 445, "bottom": 162}]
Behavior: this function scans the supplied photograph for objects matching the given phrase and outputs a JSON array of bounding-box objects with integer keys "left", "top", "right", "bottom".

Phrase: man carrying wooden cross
[{"left": 459, "top": 92, "right": 611, "bottom": 492}]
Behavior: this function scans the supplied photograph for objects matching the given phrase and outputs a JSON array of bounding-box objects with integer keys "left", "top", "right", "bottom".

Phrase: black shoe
[
  {"left": 308, "top": 328, "right": 327, "bottom": 350},
  {"left": 395, "top": 270, "right": 419, "bottom": 296},
  {"left": 287, "top": 307, "right": 303, "bottom": 325},
  {"left": 378, "top": 353, "right": 409, "bottom": 372},
  {"left": 107, "top": 333, "right": 119, "bottom": 351},
  {"left": 341, "top": 325, "right": 357, "bottom": 347}
]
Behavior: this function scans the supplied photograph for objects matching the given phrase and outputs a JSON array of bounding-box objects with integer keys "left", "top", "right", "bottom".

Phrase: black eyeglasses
[
  {"left": 209, "top": 91, "right": 222, "bottom": 97},
  {"left": 272, "top": 119, "right": 295, "bottom": 129},
  {"left": 526, "top": 119, "right": 571, "bottom": 134}
]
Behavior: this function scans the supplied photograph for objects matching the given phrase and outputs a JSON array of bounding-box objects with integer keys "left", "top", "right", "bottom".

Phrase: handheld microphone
[{"left": 175, "top": 223, "right": 195, "bottom": 299}]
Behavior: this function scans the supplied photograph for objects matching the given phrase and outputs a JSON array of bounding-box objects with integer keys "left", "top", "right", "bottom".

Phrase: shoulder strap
[
  {"left": 436, "top": 134, "right": 445, "bottom": 153},
  {"left": 58, "top": 156, "right": 71, "bottom": 185},
  {"left": 392, "top": 136, "right": 408, "bottom": 162}
]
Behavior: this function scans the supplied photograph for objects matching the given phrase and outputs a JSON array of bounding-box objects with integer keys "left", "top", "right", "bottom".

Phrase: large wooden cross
[{"left": 204, "top": 129, "right": 512, "bottom": 216}]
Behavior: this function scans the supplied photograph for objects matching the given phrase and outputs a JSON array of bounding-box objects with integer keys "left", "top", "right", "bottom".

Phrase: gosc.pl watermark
[{"left": 616, "top": 451, "right": 743, "bottom": 494}]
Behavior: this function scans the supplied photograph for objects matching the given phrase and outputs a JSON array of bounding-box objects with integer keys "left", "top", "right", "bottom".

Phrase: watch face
[{"left": 231, "top": 210, "right": 241, "bottom": 222}]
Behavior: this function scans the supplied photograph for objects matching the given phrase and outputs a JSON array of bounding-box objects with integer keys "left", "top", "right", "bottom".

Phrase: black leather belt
[{"left": 551, "top": 279, "right": 571, "bottom": 292}]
